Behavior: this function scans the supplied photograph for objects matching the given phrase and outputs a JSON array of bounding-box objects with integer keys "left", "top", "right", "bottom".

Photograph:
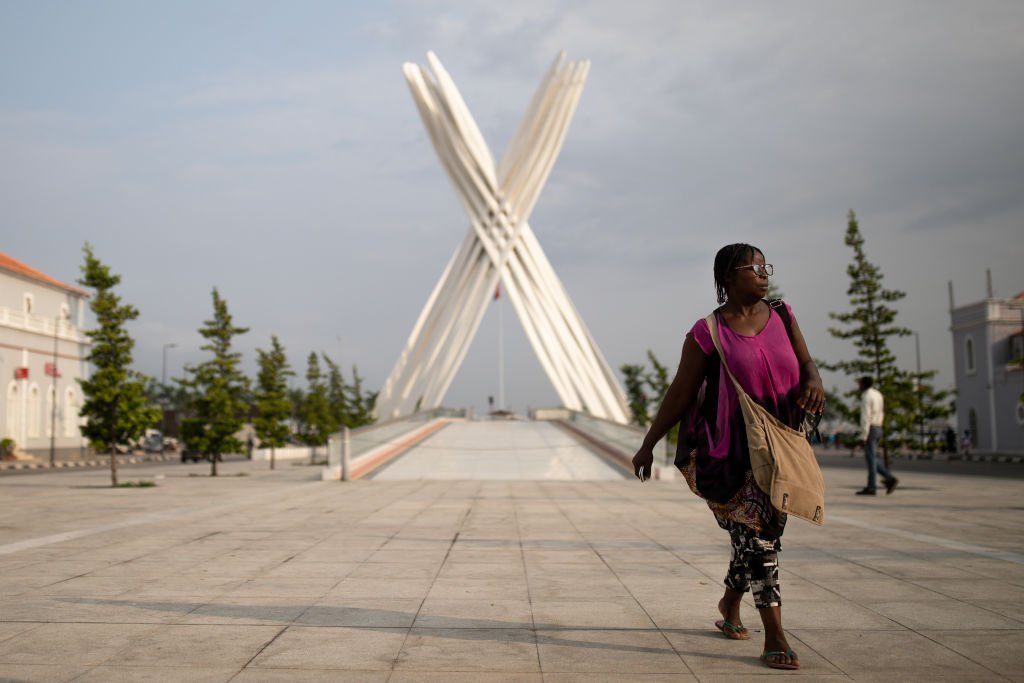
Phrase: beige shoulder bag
[{"left": 705, "top": 312, "right": 826, "bottom": 525}]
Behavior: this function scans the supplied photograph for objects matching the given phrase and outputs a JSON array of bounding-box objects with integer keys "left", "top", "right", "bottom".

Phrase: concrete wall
[{"left": 252, "top": 445, "right": 317, "bottom": 462}]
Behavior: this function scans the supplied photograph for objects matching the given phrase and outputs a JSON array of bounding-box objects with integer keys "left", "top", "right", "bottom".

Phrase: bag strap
[
  {"left": 704, "top": 312, "right": 750, "bottom": 401},
  {"left": 768, "top": 298, "right": 797, "bottom": 350},
  {"left": 768, "top": 299, "right": 823, "bottom": 436}
]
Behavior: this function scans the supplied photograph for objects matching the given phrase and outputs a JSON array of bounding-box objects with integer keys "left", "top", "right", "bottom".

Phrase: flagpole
[{"left": 497, "top": 285, "right": 505, "bottom": 411}]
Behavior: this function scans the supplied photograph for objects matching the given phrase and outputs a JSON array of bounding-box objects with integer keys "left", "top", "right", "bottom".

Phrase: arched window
[
  {"left": 59, "top": 303, "right": 70, "bottom": 320},
  {"left": 28, "top": 384, "right": 40, "bottom": 438},
  {"left": 23, "top": 293, "right": 34, "bottom": 315},
  {"left": 964, "top": 335, "right": 976, "bottom": 375},
  {"left": 64, "top": 388, "right": 79, "bottom": 437},
  {"left": 5, "top": 382, "right": 20, "bottom": 442},
  {"left": 45, "top": 386, "right": 56, "bottom": 438}
]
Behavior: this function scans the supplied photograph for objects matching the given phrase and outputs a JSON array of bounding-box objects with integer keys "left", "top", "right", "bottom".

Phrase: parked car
[{"left": 142, "top": 433, "right": 165, "bottom": 453}]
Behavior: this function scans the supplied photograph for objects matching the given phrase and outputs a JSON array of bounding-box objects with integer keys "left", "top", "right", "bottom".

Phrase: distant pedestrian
[
  {"left": 944, "top": 426, "right": 957, "bottom": 454},
  {"left": 856, "top": 376, "right": 897, "bottom": 495},
  {"left": 961, "top": 430, "right": 972, "bottom": 456}
]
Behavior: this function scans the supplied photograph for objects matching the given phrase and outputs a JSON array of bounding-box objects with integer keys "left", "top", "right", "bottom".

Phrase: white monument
[{"left": 376, "top": 52, "right": 629, "bottom": 423}]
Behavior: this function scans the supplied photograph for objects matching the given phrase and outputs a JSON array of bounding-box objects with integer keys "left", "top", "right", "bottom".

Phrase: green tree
[
  {"left": 141, "top": 376, "right": 161, "bottom": 406},
  {"left": 254, "top": 336, "right": 293, "bottom": 470},
  {"left": 301, "top": 352, "right": 335, "bottom": 459},
  {"left": 644, "top": 350, "right": 680, "bottom": 444},
  {"left": 344, "top": 365, "right": 377, "bottom": 428},
  {"left": 905, "top": 371, "right": 954, "bottom": 451},
  {"left": 77, "top": 244, "right": 160, "bottom": 486},
  {"left": 823, "top": 387, "right": 848, "bottom": 424},
  {"left": 288, "top": 386, "right": 306, "bottom": 436},
  {"left": 180, "top": 288, "right": 250, "bottom": 476},
  {"left": 321, "top": 354, "right": 350, "bottom": 429},
  {"left": 620, "top": 363, "right": 650, "bottom": 426},
  {"left": 822, "top": 210, "right": 915, "bottom": 464},
  {"left": 646, "top": 350, "right": 669, "bottom": 398}
]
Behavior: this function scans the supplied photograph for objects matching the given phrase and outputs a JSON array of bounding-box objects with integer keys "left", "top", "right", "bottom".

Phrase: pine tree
[
  {"left": 823, "top": 210, "right": 914, "bottom": 463},
  {"left": 620, "top": 363, "right": 650, "bottom": 426},
  {"left": 345, "top": 365, "right": 378, "bottom": 428},
  {"left": 906, "top": 371, "right": 954, "bottom": 450},
  {"left": 77, "top": 244, "right": 160, "bottom": 486},
  {"left": 288, "top": 386, "right": 306, "bottom": 436},
  {"left": 321, "top": 354, "right": 350, "bottom": 429},
  {"left": 254, "top": 336, "right": 293, "bottom": 470},
  {"left": 301, "top": 352, "right": 335, "bottom": 459},
  {"left": 180, "top": 288, "right": 249, "bottom": 476},
  {"left": 644, "top": 350, "right": 680, "bottom": 443}
]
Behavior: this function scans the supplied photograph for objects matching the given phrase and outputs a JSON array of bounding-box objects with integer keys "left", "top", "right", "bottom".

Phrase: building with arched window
[
  {"left": 949, "top": 281, "right": 1024, "bottom": 454},
  {"left": 0, "top": 252, "right": 89, "bottom": 457}
]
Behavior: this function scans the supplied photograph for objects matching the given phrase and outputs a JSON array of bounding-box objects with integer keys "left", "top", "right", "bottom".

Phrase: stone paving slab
[{"left": 0, "top": 454, "right": 1022, "bottom": 681}]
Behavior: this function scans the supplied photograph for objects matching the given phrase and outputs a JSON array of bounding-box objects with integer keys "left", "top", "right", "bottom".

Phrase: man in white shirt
[{"left": 857, "top": 376, "right": 898, "bottom": 495}]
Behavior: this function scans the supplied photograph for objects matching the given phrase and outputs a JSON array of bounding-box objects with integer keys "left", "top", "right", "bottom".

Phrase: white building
[
  {"left": 949, "top": 283, "right": 1024, "bottom": 454},
  {"left": 1, "top": 253, "right": 90, "bottom": 456}
]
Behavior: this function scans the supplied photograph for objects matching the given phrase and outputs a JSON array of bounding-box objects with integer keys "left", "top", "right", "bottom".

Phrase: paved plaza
[{"left": 1, "top": 424, "right": 1023, "bottom": 682}]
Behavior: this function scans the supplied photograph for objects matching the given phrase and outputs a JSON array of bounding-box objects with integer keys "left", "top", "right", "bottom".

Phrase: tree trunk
[
  {"left": 270, "top": 446, "right": 275, "bottom": 471},
  {"left": 211, "top": 452, "right": 218, "bottom": 477},
  {"left": 110, "top": 445, "right": 118, "bottom": 487}
]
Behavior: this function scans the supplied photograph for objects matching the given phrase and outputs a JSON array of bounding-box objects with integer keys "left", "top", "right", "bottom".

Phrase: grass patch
[{"left": 114, "top": 480, "right": 157, "bottom": 488}]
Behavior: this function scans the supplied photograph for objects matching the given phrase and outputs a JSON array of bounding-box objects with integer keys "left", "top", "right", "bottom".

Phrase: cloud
[{"left": 2, "top": 1, "right": 1023, "bottom": 417}]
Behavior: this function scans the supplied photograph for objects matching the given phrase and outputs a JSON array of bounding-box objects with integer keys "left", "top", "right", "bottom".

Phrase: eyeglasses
[{"left": 734, "top": 263, "right": 773, "bottom": 277}]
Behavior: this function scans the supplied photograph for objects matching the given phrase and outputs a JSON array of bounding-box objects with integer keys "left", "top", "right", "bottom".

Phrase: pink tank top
[{"left": 688, "top": 304, "right": 802, "bottom": 461}]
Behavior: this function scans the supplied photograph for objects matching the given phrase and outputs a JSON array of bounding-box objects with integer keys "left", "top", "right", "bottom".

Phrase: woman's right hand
[{"left": 632, "top": 445, "right": 654, "bottom": 481}]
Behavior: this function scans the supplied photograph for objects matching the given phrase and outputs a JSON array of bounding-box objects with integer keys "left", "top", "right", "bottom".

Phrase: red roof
[{"left": 0, "top": 252, "right": 87, "bottom": 296}]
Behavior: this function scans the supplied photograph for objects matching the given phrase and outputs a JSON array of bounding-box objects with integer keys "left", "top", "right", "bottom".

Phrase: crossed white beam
[{"left": 375, "top": 52, "right": 629, "bottom": 423}]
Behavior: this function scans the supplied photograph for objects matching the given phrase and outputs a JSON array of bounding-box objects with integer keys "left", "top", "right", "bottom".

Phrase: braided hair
[{"left": 713, "top": 243, "right": 764, "bottom": 304}]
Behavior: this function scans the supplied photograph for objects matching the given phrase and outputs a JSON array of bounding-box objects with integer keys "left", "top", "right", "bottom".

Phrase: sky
[{"left": 2, "top": 1, "right": 1023, "bottom": 418}]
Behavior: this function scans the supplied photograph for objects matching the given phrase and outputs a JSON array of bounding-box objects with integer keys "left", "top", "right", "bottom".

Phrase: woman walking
[{"left": 632, "top": 243, "right": 825, "bottom": 671}]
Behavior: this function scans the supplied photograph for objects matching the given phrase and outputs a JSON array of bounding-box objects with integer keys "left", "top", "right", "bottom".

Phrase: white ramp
[{"left": 369, "top": 421, "right": 627, "bottom": 481}]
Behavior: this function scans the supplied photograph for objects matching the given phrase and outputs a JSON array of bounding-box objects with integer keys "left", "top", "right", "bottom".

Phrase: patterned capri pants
[{"left": 723, "top": 521, "right": 782, "bottom": 609}]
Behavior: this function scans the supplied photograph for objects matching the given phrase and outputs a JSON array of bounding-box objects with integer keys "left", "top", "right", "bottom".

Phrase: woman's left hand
[{"left": 796, "top": 378, "right": 825, "bottom": 416}]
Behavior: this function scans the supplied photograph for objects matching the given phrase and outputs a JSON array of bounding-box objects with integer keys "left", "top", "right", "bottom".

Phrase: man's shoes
[
  {"left": 885, "top": 477, "right": 899, "bottom": 494},
  {"left": 856, "top": 487, "right": 877, "bottom": 495}
]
